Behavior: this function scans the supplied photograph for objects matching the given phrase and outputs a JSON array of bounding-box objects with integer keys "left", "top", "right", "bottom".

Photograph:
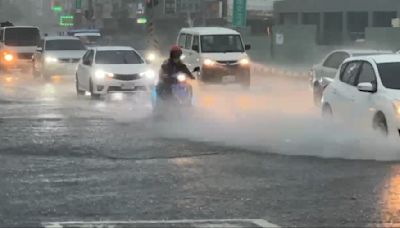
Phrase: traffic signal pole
[
  {"left": 146, "top": 0, "right": 160, "bottom": 51},
  {"left": 74, "top": 0, "right": 82, "bottom": 28}
]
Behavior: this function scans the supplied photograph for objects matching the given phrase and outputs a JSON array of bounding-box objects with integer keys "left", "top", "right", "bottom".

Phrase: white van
[
  {"left": 177, "top": 27, "right": 251, "bottom": 88},
  {"left": 0, "top": 25, "right": 40, "bottom": 73}
]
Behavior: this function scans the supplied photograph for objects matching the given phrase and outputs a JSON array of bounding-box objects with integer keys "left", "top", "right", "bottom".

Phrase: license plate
[
  {"left": 121, "top": 83, "right": 135, "bottom": 90},
  {"left": 222, "top": 75, "right": 236, "bottom": 83}
]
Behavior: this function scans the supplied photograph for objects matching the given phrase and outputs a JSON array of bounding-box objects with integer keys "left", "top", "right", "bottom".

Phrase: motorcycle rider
[{"left": 157, "top": 45, "right": 195, "bottom": 98}]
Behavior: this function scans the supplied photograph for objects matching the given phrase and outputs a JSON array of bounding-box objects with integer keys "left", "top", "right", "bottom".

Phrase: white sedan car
[
  {"left": 75, "top": 46, "right": 155, "bottom": 99},
  {"left": 322, "top": 54, "right": 400, "bottom": 136},
  {"left": 310, "top": 49, "right": 391, "bottom": 106},
  {"left": 32, "top": 36, "right": 86, "bottom": 80}
]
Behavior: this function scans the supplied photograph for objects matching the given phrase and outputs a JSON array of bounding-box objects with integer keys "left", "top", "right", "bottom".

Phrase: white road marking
[{"left": 43, "top": 219, "right": 279, "bottom": 228}]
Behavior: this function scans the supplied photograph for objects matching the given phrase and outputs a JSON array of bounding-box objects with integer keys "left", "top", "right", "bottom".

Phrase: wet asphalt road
[{"left": 0, "top": 72, "right": 400, "bottom": 228}]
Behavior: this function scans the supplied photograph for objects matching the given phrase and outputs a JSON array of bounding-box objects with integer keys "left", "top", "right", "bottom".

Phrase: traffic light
[
  {"left": 51, "top": 0, "right": 63, "bottom": 12},
  {"left": 146, "top": 0, "right": 159, "bottom": 9}
]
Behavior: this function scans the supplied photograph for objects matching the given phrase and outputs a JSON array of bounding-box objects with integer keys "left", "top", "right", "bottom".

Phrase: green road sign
[
  {"left": 232, "top": 0, "right": 247, "bottom": 28},
  {"left": 60, "top": 15, "right": 74, "bottom": 27},
  {"left": 136, "top": 17, "right": 147, "bottom": 24}
]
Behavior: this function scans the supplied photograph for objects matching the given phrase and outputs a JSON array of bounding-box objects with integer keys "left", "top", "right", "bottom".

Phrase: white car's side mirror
[{"left": 357, "top": 82, "right": 376, "bottom": 93}]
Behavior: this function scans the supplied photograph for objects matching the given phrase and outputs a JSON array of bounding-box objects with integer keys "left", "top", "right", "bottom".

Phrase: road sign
[
  {"left": 59, "top": 15, "right": 74, "bottom": 27},
  {"left": 232, "top": 0, "right": 247, "bottom": 28}
]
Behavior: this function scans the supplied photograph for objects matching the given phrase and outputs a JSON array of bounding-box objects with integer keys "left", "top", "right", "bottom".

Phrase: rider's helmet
[{"left": 170, "top": 45, "right": 183, "bottom": 60}]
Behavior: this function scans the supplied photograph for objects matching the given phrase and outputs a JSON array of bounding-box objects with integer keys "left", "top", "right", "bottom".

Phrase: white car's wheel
[
  {"left": 76, "top": 75, "right": 85, "bottom": 96},
  {"left": 313, "top": 83, "right": 323, "bottom": 106},
  {"left": 373, "top": 112, "right": 388, "bottom": 136},
  {"left": 322, "top": 104, "right": 333, "bottom": 119},
  {"left": 89, "top": 79, "right": 101, "bottom": 99}
]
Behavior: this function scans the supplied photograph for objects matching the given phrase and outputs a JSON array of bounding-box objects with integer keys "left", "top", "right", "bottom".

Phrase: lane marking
[{"left": 43, "top": 219, "right": 279, "bottom": 228}]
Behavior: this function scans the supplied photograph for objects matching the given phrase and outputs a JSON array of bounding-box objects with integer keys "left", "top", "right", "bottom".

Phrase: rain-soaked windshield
[
  {"left": 95, "top": 50, "right": 144, "bottom": 64},
  {"left": 1, "top": 0, "right": 400, "bottom": 228},
  {"left": 45, "top": 40, "right": 86, "bottom": 51},
  {"left": 4, "top": 27, "right": 39, "bottom": 46},
  {"left": 201, "top": 35, "right": 244, "bottom": 53}
]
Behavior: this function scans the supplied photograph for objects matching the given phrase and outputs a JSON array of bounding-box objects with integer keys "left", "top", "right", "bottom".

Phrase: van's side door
[
  {"left": 181, "top": 34, "right": 193, "bottom": 70},
  {"left": 189, "top": 35, "right": 201, "bottom": 71}
]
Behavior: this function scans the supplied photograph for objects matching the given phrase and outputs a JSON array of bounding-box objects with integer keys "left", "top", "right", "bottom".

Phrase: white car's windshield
[
  {"left": 4, "top": 27, "right": 39, "bottom": 46},
  {"left": 95, "top": 50, "right": 144, "bottom": 64},
  {"left": 378, "top": 62, "right": 400, "bottom": 89},
  {"left": 46, "top": 40, "right": 86, "bottom": 51},
  {"left": 201, "top": 35, "right": 244, "bottom": 53}
]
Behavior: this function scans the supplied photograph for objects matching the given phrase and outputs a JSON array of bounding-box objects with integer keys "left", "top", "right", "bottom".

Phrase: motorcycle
[{"left": 152, "top": 71, "right": 196, "bottom": 117}]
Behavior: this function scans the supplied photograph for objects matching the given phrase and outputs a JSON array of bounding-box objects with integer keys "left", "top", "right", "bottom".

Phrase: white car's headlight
[
  {"left": 95, "top": 70, "right": 114, "bottom": 80},
  {"left": 203, "top": 59, "right": 216, "bottom": 66},
  {"left": 146, "top": 53, "right": 157, "bottom": 62},
  {"left": 140, "top": 70, "right": 155, "bottom": 80},
  {"left": 239, "top": 58, "right": 250, "bottom": 66},
  {"left": 45, "top": 56, "right": 58, "bottom": 63},
  {"left": 393, "top": 100, "right": 400, "bottom": 116}
]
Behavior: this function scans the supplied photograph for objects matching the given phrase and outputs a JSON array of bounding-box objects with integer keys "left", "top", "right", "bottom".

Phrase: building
[
  {"left": 227, "top": 0, "right": 275, "bottom": 20},
  {"left": 148, "top": 0, "right": 226, "bottom": 26},
  {"left": 274, "top": 0, "right": 400, "bottom": 44}
]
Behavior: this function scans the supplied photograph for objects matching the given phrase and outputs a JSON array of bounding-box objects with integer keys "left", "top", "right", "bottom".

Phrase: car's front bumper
[
  {"left": 44, "top": 63, "right": 79, "bottom": 76},
  {"left": 202, "top": 64, "right": 250, "bottom": 84},
  {"left": 0, "top": 59, "right": 32, "bottom": 72},
  {"left": 92, "top": 78, "right": 150, "bottom": 95}
]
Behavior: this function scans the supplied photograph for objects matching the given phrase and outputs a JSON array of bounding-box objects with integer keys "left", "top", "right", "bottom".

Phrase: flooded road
[{"left": 0, "top": 71, "right": 399, "bottom": 227}]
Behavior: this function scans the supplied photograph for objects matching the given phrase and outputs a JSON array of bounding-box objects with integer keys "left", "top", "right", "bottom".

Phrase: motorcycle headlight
[
  {"left": 177, "top": 73, "right": 186, "bottom": 82},
  {"left": 239, "top": 58, "right": 250, "bottom": 66},
  {"left": 203, "top": 59, "right": 216, "bottom": 66},
  {"left": 95, "top": 70, "right": 114, "bottom": 80},
  {"left": 45, "top": 56, "right": 58, "bottom": 63},
  {"left": 140, "top": 70, "right": 155, "bottom": 80}
]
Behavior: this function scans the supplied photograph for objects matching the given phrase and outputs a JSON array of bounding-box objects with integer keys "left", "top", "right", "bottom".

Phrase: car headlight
[
  {"left": 45, "top": 56, "right": 58, "bottom": 63},
  {"left": 239, "top": 58, "right": 250, "bottom": 66},
  {"left": 140, "top": 70, "right": 155, "bottom": 80},
  {"left": 95, "top": 70, "right": 114, "bottom": 80},
  {"left": 393, "top": 100, "right": 400, "bottom": 116},
  {"left": 4, "top": 53, "right": 14, "bottom": 62},
  {"left": 146, "top": 53, "right": 156, "bottom": 62},
  {"left": 203, "top": 59, "right": 216, "bottom": 66}
]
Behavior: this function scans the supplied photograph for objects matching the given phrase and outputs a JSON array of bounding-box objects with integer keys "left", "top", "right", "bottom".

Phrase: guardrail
[{"left": 252, "top": 62, "right": 310, "bottom": 78}]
